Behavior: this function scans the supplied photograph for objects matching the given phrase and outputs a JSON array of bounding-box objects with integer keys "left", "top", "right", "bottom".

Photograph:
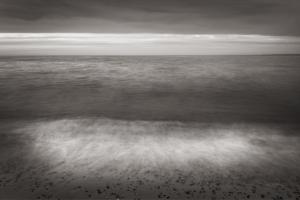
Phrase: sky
[{"left": 0, "top": 0, "right": 299, "bottom": 55}]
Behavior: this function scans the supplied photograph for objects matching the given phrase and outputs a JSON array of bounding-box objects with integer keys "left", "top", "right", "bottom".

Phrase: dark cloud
[{"left": 0, "top": 0, "right": 299, "bottom": 35}]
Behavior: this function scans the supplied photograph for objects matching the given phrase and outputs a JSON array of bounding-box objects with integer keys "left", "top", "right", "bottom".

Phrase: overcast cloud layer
[
  {"left": 0, "top": 0, "right": 300, "bottom": 35},
  {"left": 0, "top": 0, "right": 299, "bottom": 55}
]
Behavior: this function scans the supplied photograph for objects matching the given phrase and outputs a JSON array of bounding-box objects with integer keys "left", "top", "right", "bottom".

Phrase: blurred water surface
[
  {"left": 0, "top": 55, "right": 300, "bottom": 122},
  {"left": 1, "top": 55, "right": 300, "bottom": 199}
]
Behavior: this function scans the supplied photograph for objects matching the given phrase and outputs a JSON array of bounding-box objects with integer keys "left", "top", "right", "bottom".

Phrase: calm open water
[{"left": 0, "top": 55, "right": 300, "bottom": 123}]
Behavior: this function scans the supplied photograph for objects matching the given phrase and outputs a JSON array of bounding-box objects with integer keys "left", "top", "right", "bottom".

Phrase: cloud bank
[{"left": 0, "top": 0, "right": 299, "bottom": 35}]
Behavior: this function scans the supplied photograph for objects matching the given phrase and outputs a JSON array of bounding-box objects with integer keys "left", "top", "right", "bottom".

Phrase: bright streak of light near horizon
[{"left": 0, "top": 33, "right": 300, "bottom": 55}]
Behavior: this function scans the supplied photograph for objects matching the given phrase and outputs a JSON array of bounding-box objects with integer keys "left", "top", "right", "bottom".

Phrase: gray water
[
  {"left": 1, "top": 55, "right": 300, "bottom": 199},
  {"left": 1, "top": 55, "right": 300, "bottom": 123}
]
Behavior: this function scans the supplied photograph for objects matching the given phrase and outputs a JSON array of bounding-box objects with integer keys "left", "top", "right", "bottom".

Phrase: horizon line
[{"left": 1, "top": 33, "right": 299, "bottom": 55}]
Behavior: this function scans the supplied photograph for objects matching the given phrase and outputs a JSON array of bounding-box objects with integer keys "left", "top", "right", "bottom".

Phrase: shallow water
[
  {"left": 0, "top": 119, "right": 300, "bottom": 199},
  {"left": 0, "top": 55, "right": 300, "bottom": 199},
  {"left": 1, "top": 55, "right": 300, "bottom": 122}
]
